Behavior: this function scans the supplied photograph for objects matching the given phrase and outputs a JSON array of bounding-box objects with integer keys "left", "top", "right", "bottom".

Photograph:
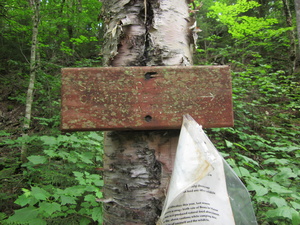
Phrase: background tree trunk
[
  {"left": 21, "top": 0, "right": 40, "bottom": 162},
  {"left": 295, "top": 0, "right": 300, "bottom": 58},
  {"left": 282, "top": 0, "right": 296, "bottom": 72},
  {"left": 101, "top": 0, "right": 195, "bottom": 224}
]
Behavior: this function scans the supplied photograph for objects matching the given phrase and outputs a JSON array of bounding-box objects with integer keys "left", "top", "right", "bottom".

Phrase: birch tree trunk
[
  {"left": 21, "top": 0, "right": 40, "bottom": 162},
  {"left": 282, "top": 0, "right": 296, "bottom": 72},
  {"left": 101, "top": 0, "right": 196, "bottom": 224},
  {"left": 295, "top": 0, "right": 300, "bottom": 58}
]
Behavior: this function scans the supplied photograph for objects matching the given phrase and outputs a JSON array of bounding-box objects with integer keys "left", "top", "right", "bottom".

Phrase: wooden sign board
[{"left": 61, "top": 66, "right": 233, "bottom": 131}]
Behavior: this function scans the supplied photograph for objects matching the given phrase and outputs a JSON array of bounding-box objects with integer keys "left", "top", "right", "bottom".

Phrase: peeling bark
[
  {"left": 102, "top": 0, "right": 195, "bottom": 224},
  {"left": 102, "top": 0, "right": 146, "bottom": 66},
  {"left": 103, "top": 131, "right": 179, "bottom": 224},
  {"left": 102, "top": 0, "right": 195, "bottom": 67},
  {"left": 144, "top": 0, "right": 193, "bottom": 66}
]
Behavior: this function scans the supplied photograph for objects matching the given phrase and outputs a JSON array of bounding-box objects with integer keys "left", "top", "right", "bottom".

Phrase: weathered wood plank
[{"left": 61, "top": 66, "right": 233, "bottom": 131}]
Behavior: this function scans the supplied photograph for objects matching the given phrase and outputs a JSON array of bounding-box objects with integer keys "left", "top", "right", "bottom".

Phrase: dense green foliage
[
  {"left": 195, "top": 0, "right": 300, "bottom": 224},
  {"left": 0, "top": 0, "right": 299, "bottom": 224},
  {"left": 1, "top": 131, "right": 103, "bottom": 224}
]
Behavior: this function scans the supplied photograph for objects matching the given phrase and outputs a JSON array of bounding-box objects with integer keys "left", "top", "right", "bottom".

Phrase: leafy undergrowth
[
  {"left": 207, "top": 61, "right": 300, "bottom": 225},
  {"left": 1, "top": 67, "right": 299, "bottom": 225},
  {"left": 0, "top": 131, "right": 104, "bottom": 224}
]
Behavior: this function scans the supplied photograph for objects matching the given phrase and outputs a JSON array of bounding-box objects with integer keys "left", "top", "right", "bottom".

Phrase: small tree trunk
[
  {"left": 102, "top": 0, "right": 195, "bottom": 224},
  {"left": 295, "top": 0, "right": 300, "bottom": 58},
  {"left": 282, "top": 0, "right": 296, "bottom": 73},
  {"left": 21, "top": 0, "right": 40, "bottom": 162}
]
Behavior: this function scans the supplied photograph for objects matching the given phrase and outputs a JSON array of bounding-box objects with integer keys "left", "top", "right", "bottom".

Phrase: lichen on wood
[
  {"left": 101, "top": 0, "right": 198, "bottom": 224},
  {"left": 61, "top": 66, "right": 233, "bottom": 131}
]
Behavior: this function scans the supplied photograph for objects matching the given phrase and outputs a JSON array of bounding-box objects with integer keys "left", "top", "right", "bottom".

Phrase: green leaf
[
  {"left": 292, "top": 209, "right": 300, "bottom": 225},
  {"left": 92, "top": 207, "right": 102, "bottom": 222},
  {"left": 269, "top": 182, "right": 293, "bottom": 194},
  {"left": 263, "top": 158, "right": 289, "bottom": 165},
  {"left": 273, "top": 145, "right": 299, "bottom": 152},
  {"left": 225, "top": 140, "right": 233, "bottom": 148},
  {"left": 80, "top": 217, "right": 92, "bottom": 225},
  {"left": 43, "top": 149, "right": 56, "bottom": 157},
  {"left": 0, "top": 130, "right": 11, "bottom": 136},
  {"left": 73, "top": 171, "right": 86, "bottom": 184},
  {"left": 233, "top": 167, "right": 251, "bottom": 177},
  {"left": 15, "top": 194, "right": 31, "bottom": 207},
  {"left": 80, "top": 152, "right": 93, "bottom": 164},
  {"left": 73, "top": 171, "right": 84, "bottom": 178},
  {"left": 247, "top": 181, "right": 268, "bottom": 196},
  {"left": 0, "top": 212, "right": 6, "bottom": 221},
  {"left": 87, "top": 132, "right": 103, "bottom": 141},
  {"left": 290, "top": 201, "right": 300, "bottom": 210},
  {"left": 31, "top": 186, "right": 51, "bottom": 201},
  {"left": 94, "top": 179, "right": 104, "bottom": 187},
  {"left": 40, "top": 136, "right": 57, "bottom": 145},
  {"left": 226, "top": 158, "right": 237, "bottom": 168},
  {"left": 64, "top": 185, "right": 86, "bottom": 196},
  {"left": 196, "top": 48, "right": 205, "bottom": 53},
  {"left": 61, "top": 195, "right": 77, "bottom": 205},
  {"left": 85, "top": 185, "right": 98, "bottom": 192},
  {"left": 27, "top": 155, "right": 47, "bottom": 165},
  {"left": 266, "top": 206, "right": 296, "bottom": 220},
  {"left": 233, "top": 143, "right": 249, "bottom": 152},
  {"left": 80, "top": 202, "right": 91, "bottom": 209},
  {"left": 27, "top": 218, "right": 47, "bottom": 225},
  {"left": 39, "top": 202, "right": 61, "bottom": 216},
  {"left": 6, "top": 206, "right": 39, "bottom": 224},
  {"left": 96, "top": 191, "right": 103, "bottom": 198},
  {"left": 270, "top": 196, "right": 287, "bottom": 208},
  {"left": 274, "top": 167, "right": 297, "bottom": 179},
  {"left": 238, "top": 154, "right": 259, "bottom": 166},
  {"left": 84, "top": 194, "right": 95, "bottom": 202}
]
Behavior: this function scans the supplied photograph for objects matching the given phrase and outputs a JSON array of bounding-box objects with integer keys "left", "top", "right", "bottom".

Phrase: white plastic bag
[{"left": 157, "top": 115, "right": 257, "bottom": 225}]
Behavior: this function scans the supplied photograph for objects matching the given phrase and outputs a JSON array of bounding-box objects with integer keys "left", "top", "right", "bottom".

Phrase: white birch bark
[
  {"left": 21, "top": 0, "right": 40, "bottom": 162},
  {"left": 102, "top": 0, "right": 196, "bottom": 224}
]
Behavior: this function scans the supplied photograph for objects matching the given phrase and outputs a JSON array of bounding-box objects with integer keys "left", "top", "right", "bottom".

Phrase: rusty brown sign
[{"left": 61, "top": 66, "right": 233, "bottom": 131}]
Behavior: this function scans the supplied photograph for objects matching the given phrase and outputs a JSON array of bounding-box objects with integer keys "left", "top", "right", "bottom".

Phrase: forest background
[{"left": 0, "top": 0, "right": 299, "bottom": 224}]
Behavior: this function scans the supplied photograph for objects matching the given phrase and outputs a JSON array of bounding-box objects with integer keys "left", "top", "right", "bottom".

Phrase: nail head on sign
[
  {"left": 145, "top": 115, "right": 152, "bottom": 122},
  {"left": 144, "top": 72, "right": 158, "bottom": 80}
]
